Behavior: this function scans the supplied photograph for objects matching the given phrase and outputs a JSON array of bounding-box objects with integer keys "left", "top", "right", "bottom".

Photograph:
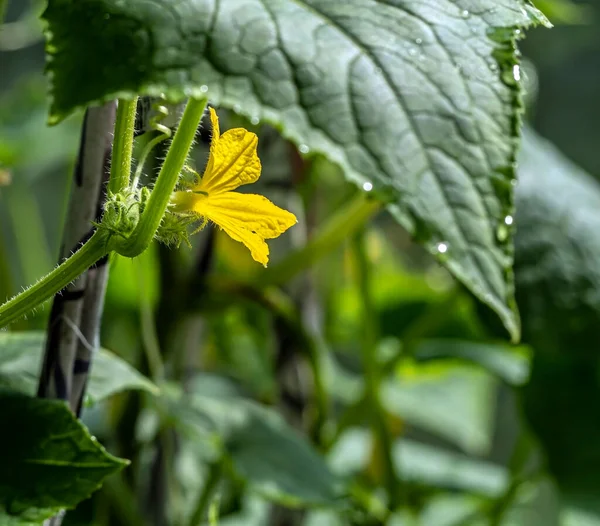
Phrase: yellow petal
[
  {"left": 193, "top": 192, "right": 297, "bottom": 266},
  {"left": 198, "top": 108, "right": 261, "bottom": 195},
  {"left": 203, "top": 107, "right": 220, "bottom": 176}
]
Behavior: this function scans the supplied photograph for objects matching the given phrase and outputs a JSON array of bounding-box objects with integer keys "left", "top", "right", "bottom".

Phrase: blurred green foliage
[{"left": 2, "top": 0, "right": 600, "bottom": 525}]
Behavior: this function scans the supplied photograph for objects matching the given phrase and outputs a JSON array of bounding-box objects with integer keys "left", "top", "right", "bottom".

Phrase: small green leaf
[
  {"left": 42, "top": 0, "right": 551, "bottom": 339},
  {"left": 562, "top": 506, "right": 600, "bottom": 526},
  {"left": 0, "top": 331, "right": 158, "bottom": 402},
  {"left": 381, "top": 359, "right": 497, "bottom": 455},
  {"left": 328, "top": 430, "right": 508, "bottom": 496},
  {"left": 414, "top": 339, "right": 532, "bottom": 386},
  {"left": 388, "top": 494, "right": 485, "bottom": 526},
  {"left": 0, "top": 391, "right": 127, "bottom": 524},
  {"left": 501, "top": 476, "right": 561, "bottom": 526},
  {"left": 166, "top": 379, "right": 344, "bottom": 508}
]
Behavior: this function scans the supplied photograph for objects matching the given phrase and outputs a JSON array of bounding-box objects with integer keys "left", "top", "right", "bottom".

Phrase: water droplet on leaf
[
  {"left": 436, "top": 242, "right": 448, "bottom": 254},
  {"left": 299, "top": 144, "right": 310, "bottom": 154},
  {"left": 504, "top": 215, "right": 514, "bottom": 226},
  {"left": 363, "top": 182, "right": 373, "bottom": 192},
  {"left": 200, "top": 85, "right": 208, "bottom": 93},
  {"left": 461, "top": 10, "right": 470, "bottom": 18},
  {"left": 512, "top": 64, "right": 521, "bottom": 81},
  {"left": 496, "top": 224, "right": 509, "bottom": 242}
]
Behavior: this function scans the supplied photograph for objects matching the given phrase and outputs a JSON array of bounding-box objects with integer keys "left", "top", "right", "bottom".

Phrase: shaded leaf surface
[
  {"left": 415, "top": 339, "right": 532, "bottom": 386},
  {"left": 43, "top": 0, "right": 550, "bottom": 338},
  {"left": 514, "top": 130, "right": 600, "bottom": 494},
  {"left": 515, "top": 129, "right": 600, "bottom": 355},
  {"left": 165, "top": 380, "right": 343, "bottom": 507},
  {"left": 0, "top": 331, "right": 157, "bottom": 403},
  {"left": 328, "top": 429, "right": 508, "bottom": 497},
  {"left": 0, "top": 391, "right": 127, "bottom": 524},
  {"left": 382, "top": 359, "right": 497, "bottom": 455}
]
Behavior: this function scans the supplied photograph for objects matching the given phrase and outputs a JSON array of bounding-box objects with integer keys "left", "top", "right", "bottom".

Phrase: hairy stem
[
  {"left": 0, "top": 231, "right": 109, "bottom": 328},
  {"left": 108, "top": 98, "right": 138, "bottom": 194},
  {"left": 113, "top": 98, "right": 206, "bottom": 258}
]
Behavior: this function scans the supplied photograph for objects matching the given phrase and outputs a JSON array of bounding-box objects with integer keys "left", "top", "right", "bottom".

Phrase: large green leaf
[
  {"left": 515, "top": 129, "right": 600, "bottom": 355},
  {"left": 165, "top": 380, "right": 344, "bottom": 508},
  {"left": 43, "top": 0, "right": 550, "bottom": 339},
  {"left": 0, "top": 391, "right": 127, "bottom": 524},
  {"left": 513, "top": 130, "right": 600, "bottom": 493},
  {"left": 0, "top": 332, "right": 157, "bottom": 403}
]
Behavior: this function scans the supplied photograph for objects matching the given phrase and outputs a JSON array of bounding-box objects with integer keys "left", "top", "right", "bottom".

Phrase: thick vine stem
[
  {"left": 108, "top": 97, "right": 138, "bottom": 194},
  {"left": 0, "top": 231, "right": 109, "bottom": 328},
  {"left": 111, "top": 97, "right": 207, "bottom": 258}
]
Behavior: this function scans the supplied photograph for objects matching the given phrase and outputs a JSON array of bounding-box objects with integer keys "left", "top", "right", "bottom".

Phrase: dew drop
[
  {"left": 233, "top": 104, "right": 241, "bottom": 113},
  {"left": 436, "top": 242, "right": 448, "bottom": 254},
  {"left": 363, "top": 181, "right": 373, "bottom": 192},
  {"left": 251, "top": 116, "right": 260, "bottom": 125},
  {"left": 461, "top": 9, "right": 470, "bottom": 18},
  {"left": 200, "top": 84, "right": 208, "bottom": 93},
  {"left": 299, "top": 144, "right": 310, "bottom": 154},
  {"left": 512, "top": 64, "right": 521, "bottom": 81},
  {"left": 489, "top": 61, "right": 498, "bottom": 72},
  {"left": 408, "top": 47, "right": 417, "bottom": 57},
  {"left": 496, "top": 224, "right": 509, "bottom": 242},
  {"left": 515, "top": 29, "right": 521, "bottom": 36},
  {"left": 415, "top": 37, "right": 423, "bottom": 45},
  {"left": 504, "top": 215, "right": 514, "bottom": 226}
]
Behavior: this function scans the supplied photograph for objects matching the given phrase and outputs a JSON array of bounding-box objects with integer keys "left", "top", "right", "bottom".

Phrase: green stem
[
  {"left": 258, "top": 195, "right": 381, "bottom": 288},
  {"left": 0, "top": 231, "right": 109, "bottom": 328},
  {"left": 352, "top": 228, "right": 401, "bottom": 511},
  {"left": 113, "top": 98, "right": 206, "bottom": 258},
  {"left": 188, "top": 462, "right": 221, "bottom": 526},
  {"left": 108, "top": 98, "right": 138, "bottom": 194},
  {"left": 136, "top": 255, "right": 165, "bottom": 381}
]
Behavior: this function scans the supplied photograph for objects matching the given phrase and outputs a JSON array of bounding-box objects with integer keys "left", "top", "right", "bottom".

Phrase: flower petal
[
  {"left": 198, "top": 108, "right": 261, "bottom": 195},
  {"left": 193, "top": 192, "right": 297, "bottom": 266}
]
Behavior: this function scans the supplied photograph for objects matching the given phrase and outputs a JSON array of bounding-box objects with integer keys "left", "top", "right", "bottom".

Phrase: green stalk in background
[
  {"left": 353, "top": 228, "right": 401, "bottom": 513},
  {"left": 258, "top": 195, "right": 382, "bottom": 288}
]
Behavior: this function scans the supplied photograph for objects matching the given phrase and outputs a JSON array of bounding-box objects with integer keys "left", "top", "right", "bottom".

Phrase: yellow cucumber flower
[{"left": 172, "top": 108, "right": 297, "bottom": 266}]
